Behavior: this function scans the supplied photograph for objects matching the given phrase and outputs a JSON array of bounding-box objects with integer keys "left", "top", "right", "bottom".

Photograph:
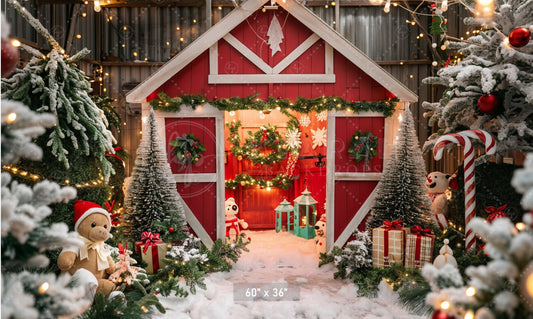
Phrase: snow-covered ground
[{"left": 155, "top": 230, "right": 424, "bottom": 319}]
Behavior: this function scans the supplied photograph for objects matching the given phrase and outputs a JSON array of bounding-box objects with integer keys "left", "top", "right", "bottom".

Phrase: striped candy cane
[{"left": 433, "top": 130, "right": 495, "bottom": 251}]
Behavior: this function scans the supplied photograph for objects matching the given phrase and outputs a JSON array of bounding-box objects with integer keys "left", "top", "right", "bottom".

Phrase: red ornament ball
[
  {"left": 431, "top": 309, "right": 456, "bottom": 319},
  {"left": 509, "top": 27, "right": 531, "bottom": 48},
  {"left": 1, "top": 39, "right": 20, "bottom": 78},
  {"left": 477, "top": 94, "right": 499, "bottom": 114},
  {"left": 168, "top": 227, "right": 175, "bottom": 233}
]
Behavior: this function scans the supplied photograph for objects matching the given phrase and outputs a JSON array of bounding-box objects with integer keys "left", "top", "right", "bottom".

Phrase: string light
[
  {"left": 384, "top": 0, "right": 391, "bottom": 13},
  {"left": 465, "top": 286, "right": 477, "bottom": 296},
  {"left": 93, "top": 0, "right": 101, "bottom": 12},
  {"left": 38, "top": 282, "right": 49, "bottom": 294},
  {"left": 440, "top": 300, "right": 450, "bottom": 310},
  {"left": 516, "top": 222, "right": 526, "bottom": 231},
  {"left": 464, "top": 311, "right": 474, "bottom": 319},
  {"left": 11, "top": 39, "right": 21, "bottom": 47},
  {"left": 6, "top": 112, "right": 17, "bottom": 124}
]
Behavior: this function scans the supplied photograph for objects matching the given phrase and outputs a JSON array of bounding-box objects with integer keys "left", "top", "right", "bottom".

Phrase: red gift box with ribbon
[
  {"left": 372, "top": 220, "right": 408, "bottom": 268},
  {"left": 135, "top": 231, "right": 167, "bottom": 274},
  {"left": 405, "top": 225, "right": 434, "bottom": 269}
]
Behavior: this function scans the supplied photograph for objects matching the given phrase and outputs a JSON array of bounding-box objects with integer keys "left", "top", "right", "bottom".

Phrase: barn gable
[
  {"left": 126, "top": 0, "right": 417, "bottom": 103},
  {"left": 125, "top": 0, "right": 417, "bottom": 250}
]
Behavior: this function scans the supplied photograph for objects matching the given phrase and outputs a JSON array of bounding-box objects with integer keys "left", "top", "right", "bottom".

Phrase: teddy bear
[
  {"left": 426, "top": 171, "right": 456, "bottom": 229},
  {"left": 57, "top": 200, "right": 116, "bottom": 298},
  {"left": 225, "top": 197, "right": 248, "bottom": 239},
  {"left": 314, "top": 214, "right": 327, "bottom": 256}
]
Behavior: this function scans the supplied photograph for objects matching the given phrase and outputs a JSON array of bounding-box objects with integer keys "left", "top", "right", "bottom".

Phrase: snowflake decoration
[
  {"left": 285, "top": 129, "right": 301, "bottom": 151},
  {"left": 316, "top": 111, "right": 328, "bottom": 122},
  {"left": 311, "top": 127, "right": 327, "bottom": 149},
  {"left": 300, "top": 115, "right": 311, "bottom": 127}
]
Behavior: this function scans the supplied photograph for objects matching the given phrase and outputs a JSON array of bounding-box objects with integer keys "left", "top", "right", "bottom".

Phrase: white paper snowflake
[
  {"left": 267, "top": 15, "right": 284, "bottom": 56},
  {"left": 311, "top": 127, "right": 327, "bottom": 149},
  {"left": 316, "top": 111, "right": 328, "bottom": 122},
  {"left": 300, "top": 115, "right": 311, "bottom": 127},
  {"left": 285, "top": 129, "right": 301, "bottom": 151}
]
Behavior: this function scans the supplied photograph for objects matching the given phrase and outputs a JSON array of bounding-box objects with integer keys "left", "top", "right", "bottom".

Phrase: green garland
[
  {"left": 169, "top": 133, "right": 206, "bottom": 165},
  {"left": 225, "top": 173, "right": 294, "bottom": 190},
  {"left": 348, "top": 130, "right": 378, "bottom": 163},
  {"left": 151, "top": 92, "right": 398, "bottom": 117}
]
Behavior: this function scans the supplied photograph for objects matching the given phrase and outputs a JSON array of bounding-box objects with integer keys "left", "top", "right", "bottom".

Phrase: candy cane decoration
[{"left": 433, "top": 130, "right": 495, "bottom": 251}]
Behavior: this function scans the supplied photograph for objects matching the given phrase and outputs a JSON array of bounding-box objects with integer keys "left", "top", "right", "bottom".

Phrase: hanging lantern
[
  {"left": 275, "top": 199, "right": 294, "bottom": 233},
  {"left": 293, "top": 188, "right": 318, "bottom": 239}
]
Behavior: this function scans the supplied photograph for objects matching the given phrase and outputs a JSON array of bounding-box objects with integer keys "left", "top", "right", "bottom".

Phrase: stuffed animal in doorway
[
  {"left": 426, "top": 172, "right": 457, "bottom": 229},
  {"left": 225, "top": 197, "right": 248, "bottom": 239},
  {"left": 57, "top": 200, "right": 116, "bottom": 298},
  {"left": 314, "top": 214, "right": 327, "bottom": 256}
]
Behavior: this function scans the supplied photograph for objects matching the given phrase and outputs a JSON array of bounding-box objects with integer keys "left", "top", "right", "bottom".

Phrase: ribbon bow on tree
[
  {"left": 105, "top": 146, "right": 124, "bottom": 162},
  {"left": 382, "top": 220, "right": 404, "bottom": 230},
  {"left": 485, "top": 204, "right": 509, "bottom": 223},
  {"left": 140, "top": 231, "right": 161, "bottom": 253},
  {"left": 410, "top": 225, "right": 432, "bottom": 236}
]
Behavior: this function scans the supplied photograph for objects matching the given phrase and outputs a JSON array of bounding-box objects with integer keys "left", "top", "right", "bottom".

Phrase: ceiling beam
[{"left": 37, "top": 0, "right": 422, "bottom": 7}]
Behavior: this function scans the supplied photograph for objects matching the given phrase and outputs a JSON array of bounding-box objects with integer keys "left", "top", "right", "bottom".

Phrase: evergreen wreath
[
  {"left": 348, "top": 130, "right": 378, "bottom": 163},
  {"left": 226, "top": 121, "right": 290, "bottom": 166},
  {"left": 169, "top": 133, "right": 206, "bottom": 165},
  {"left": 243, "top": 124, "right": 288, "bottom": 165}
]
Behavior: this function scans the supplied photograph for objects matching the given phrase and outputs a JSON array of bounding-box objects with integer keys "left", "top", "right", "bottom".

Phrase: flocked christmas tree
[
  {"left": 1, "top": 98, "right": 94, "bottom": 318},
  {"left": 124, "top": 109, "right": 187, "bottom": 240},
  {"left": 1, "top": 0, "right": 116, "bottom": 228},
  {"left": 366, "top": 107, "right": 432, "bottom": 230},
  {"left": 421, "top": 154, "right": 533, "bottom": 319},
  {"left": 423, "top": 0, "right": 533, "bottom": 156}
]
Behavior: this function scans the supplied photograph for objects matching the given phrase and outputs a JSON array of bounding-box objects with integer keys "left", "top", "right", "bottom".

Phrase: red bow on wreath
[
  {"left": 382, "top": 220, "right": 404, "bottom": 230},
  {"left": 261, "top": 131, "right": 268, "bottom": 142},
  {"left": 410, "top": 225, "right": 432, "bottom": 237},
  {"left": 485, "top": 204, "right": 509, "bottom": 223},
  {"left": 140, "top": 232, "right": 161, "bottom": 253}
]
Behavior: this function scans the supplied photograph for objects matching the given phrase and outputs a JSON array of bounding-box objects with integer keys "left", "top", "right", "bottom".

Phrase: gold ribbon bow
[{"left": 79, "top": 235, "right": 111, "bottom": 271}]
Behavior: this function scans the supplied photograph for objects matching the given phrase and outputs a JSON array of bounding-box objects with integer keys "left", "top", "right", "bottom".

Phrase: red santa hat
[
  {"left": 74, "top": 200, "right": 111, "bottom": 231},
  {"left": 319, "top": 214, "right": 326, "bottom": 223}
]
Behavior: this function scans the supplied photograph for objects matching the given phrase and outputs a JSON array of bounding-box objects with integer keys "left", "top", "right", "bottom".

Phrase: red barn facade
[{"left": 127, "top": 0, "right": 417, "bottom": 251}]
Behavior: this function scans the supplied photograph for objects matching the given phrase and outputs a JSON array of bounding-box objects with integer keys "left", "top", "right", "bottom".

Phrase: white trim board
[
  {"left": 334, "top": 172, "right": 382, "bottom": 181},
  {"left": 182, "top": 199, "right": 215, "bottom": 249},
  {"left": 174, "top": 173, "right": 217, "bottom": 183},
  {"left": 125, "top": 0, "right": 417, "bottom": 103},
  {"left": 333, "top": 187, "right": 378, "bottom": 248},
  {"left": 326, "top": 110, "right": 336, "bottom": 252},
  {"left": 208, "top": 74, "right": 335, "bottom": 84}
]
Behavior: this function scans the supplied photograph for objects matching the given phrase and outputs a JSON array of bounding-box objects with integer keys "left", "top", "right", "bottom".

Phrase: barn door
[
  {"left": 326, "top": 110, "right": 388, "bottom": 252},
  {"left": 158, "top": 104, "right": 225, "bottom": 248}
]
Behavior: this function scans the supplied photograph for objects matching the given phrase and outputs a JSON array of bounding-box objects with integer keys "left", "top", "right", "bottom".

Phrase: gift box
[
  {"left": 405, "top": 226, "right": 434, "bottom": 269},
  {"left": 135, "top": 232, "right": 167, "bottom": 274},
  {"left": 372, "top": 220, "right": 408, "bottom": 268}
]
